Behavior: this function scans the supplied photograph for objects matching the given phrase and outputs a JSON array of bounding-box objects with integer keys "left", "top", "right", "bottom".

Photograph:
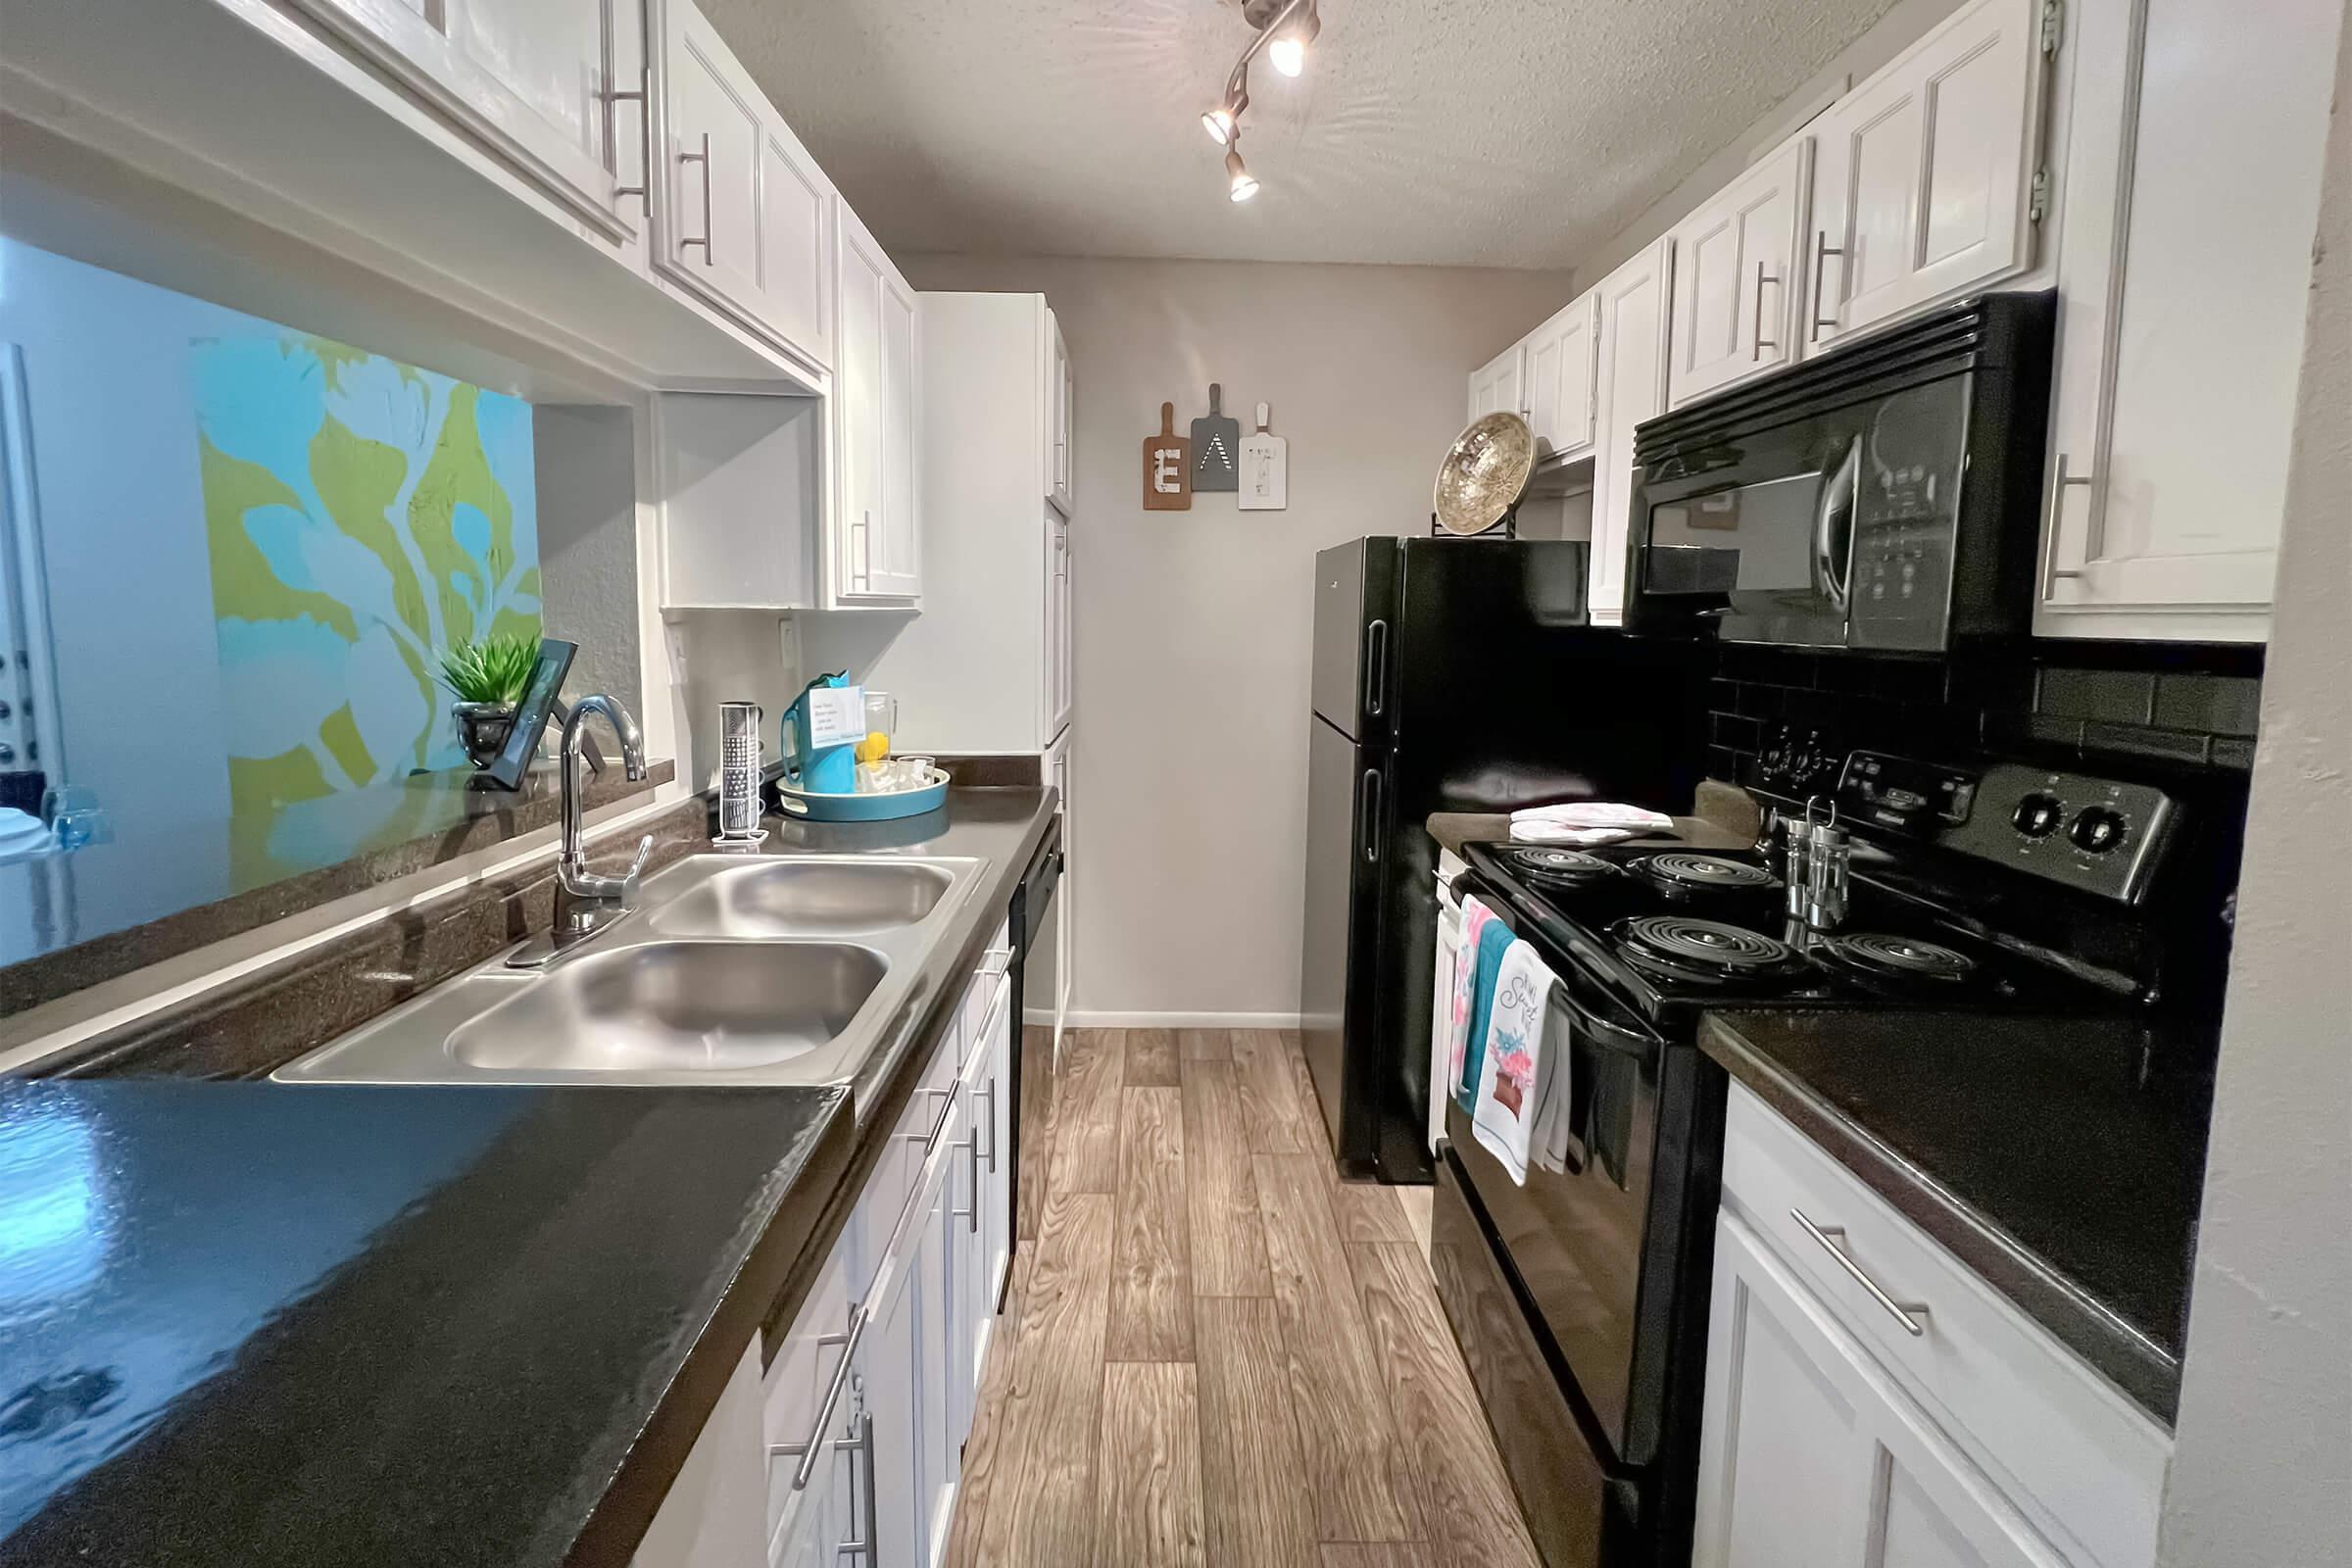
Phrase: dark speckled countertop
[
  {"left": 0, "top": 1082, "right": 851, "bottom": 1567},
  {"left": 1699, "top": 1010, "right": 2212, "bottom": 1421}
]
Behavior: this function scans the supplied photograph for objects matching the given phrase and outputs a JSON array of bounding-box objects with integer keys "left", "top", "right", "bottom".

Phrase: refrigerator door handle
[
  {"left": 1359, "top": 768, "right": 1384, "bottom": 863},
  {"left": 1362, "top": 619, "right": 1389, "bottom": 718}
]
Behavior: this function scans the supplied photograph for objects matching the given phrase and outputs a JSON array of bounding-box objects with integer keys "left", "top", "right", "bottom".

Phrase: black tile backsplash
[{"left": 1709, "top": 641, "right": 2264, "bottom": 794}]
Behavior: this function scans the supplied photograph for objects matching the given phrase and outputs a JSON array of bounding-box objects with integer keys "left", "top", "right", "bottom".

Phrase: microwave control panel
[{"left": 1837, "top": 752, "right": 2178, "bottom": 905}]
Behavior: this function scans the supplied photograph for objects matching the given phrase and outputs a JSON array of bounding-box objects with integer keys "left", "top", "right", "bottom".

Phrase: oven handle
[
  {"left": 1456, "top": 869, "right": 1662, "bottom": 1067},
  {"left": 1815, "top": 435, "right": 1861, "bottom": 615}
]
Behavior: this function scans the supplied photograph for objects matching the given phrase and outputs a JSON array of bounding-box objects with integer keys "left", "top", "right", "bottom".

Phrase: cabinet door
[
  {"left": 1694, "top": 1213, "right": 2064, "bottom": 1568},
  {"left": 866, "top": 1091, "right": 960, "bottom": 1568},
  {"left": 1666, "top": 136, "right": 1810, "bottom": 408},
  {"left": 1467, "top": 343, "right": 1527, "bottom": 424},
  {"left": 658, "top": 0, "right": 833, "bottom": 369},
  {"left": 981, "top": 978, "right": 1014, "bottom": 1308},
  {"left": 2035, "top": 0, "right": 2336, "bottom": 641},
  {"left": 293, "top": 0, "right": 647, "bottom": 240},
  {"left": 1525, "top": 293, "right": 1600, "bottom": 463},
  {"left": 1047, "top": 310, "right": 1075, "bottom": 516},
  {"left": 1809, "top": 0, "right": 2046, "bottom": 350},
  {"left": 831, "top": 207, "right": 921, "bottom": 604},
  {"left": 1589, "top": 238, "right": 1672, "bottom": 626},
  {"left": 1043, "top": 507, "right": 1073, "bottom": 743}
]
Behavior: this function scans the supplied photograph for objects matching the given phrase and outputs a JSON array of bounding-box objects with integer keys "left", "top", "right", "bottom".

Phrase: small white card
[{"left": 806, "top": 685, "right": 866, "bottom": 748}]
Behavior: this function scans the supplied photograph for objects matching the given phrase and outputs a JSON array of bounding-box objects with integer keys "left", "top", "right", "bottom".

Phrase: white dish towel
[
  {"left": 1508, "top": 801, "right": 1675, "bottom": 847},
  {"left": 1469, "top": 938, "right": 1569, "bottom": 1185}
]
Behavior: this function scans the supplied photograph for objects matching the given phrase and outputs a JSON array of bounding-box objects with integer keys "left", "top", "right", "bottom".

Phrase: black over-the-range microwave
[{"left": 1624, "top": 291, "right": 2056, "bottom": 653}]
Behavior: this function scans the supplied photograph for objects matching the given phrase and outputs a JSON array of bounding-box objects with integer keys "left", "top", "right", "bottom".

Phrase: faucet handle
[{"left": 624, "top": 834, "right": 655, "bottom": 885}]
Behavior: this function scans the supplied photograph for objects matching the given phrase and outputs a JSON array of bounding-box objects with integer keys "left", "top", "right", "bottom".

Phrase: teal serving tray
[{"left": 775, "top": 766, "right": 951, "bottom": 822}]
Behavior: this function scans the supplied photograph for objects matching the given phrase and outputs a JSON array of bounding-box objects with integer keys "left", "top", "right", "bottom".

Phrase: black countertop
[
  {"left": 0, "top": 1082, "right": 852, "bottom": 1567},
  {"left": 0, "top": 785, "right": 1061, "bottom": 1566},
  {"left": 1699, "top": 1009, "right": 2212, "bottom": 1421}
]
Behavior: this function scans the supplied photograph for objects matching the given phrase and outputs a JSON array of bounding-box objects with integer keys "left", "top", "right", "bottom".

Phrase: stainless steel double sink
[{"left": 275, "top": 853, "right": 984, "bottom": 1087}]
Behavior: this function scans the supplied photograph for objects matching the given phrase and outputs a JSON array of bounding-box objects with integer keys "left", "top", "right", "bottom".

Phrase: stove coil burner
[
  {"left": 1823, "top": 933, "right": 1979, "bottom": 986},
  {"left": 1508, "top": 847, "right": 1618, "bottom": 884},
  {"left": 1617, "top": 915, "right": 1798, "bottom": 980},
  {"left": 1638, "top": 853, "right": 1777, "bottom": 893}
]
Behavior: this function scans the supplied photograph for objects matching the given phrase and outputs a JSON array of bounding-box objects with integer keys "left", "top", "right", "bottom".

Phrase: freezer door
[
  {"left": 1298, "top": 712, "right": 1388, "bottom": 1166},
  {"left": 1309, "top": 537, "right": 1397, "bottom": 742}
]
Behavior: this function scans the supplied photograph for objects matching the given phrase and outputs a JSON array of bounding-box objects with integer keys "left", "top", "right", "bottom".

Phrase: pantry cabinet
[
  {"left": 830, "top": 204, "right": 922, "bottom": 605},
  {"left": 1665, "top": 133, "right": 1811, "bottom": 408},
  {"left": 2034, "top": 0, "right": 2338, "bottom": 641},
  {"left": 1808, "top": 0, "right": 2050, "bottom": 351},
  {"left": 1694, "top": 1213, "right": 2062, "bottom": 1568},
  {"left": 1467, "top": 343, "right": 1528, "bottom": 424},
  {"left": 655, "top": 0, "right": 835, "bottom": 372},
  {"left": 1588, "top": 238, "right": 1673, "bottom": 626},
  {"left": 290, "top": 0, "right": 651, "bottom": 243},
  {"left": 1047, "top": 311, "right": 1076, "bottom": 516},
  {"left": 1524, "top": 294, "right": 1601, "bottom": 463},
  {"left": 1045, "top": 507, "right": 1074, "bottom": 744}
]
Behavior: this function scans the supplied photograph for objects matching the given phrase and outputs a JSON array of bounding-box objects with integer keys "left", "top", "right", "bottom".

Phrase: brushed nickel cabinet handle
[
  {"left": 1810, "top": 231, "right": 1845, "bottom": 338},
  {"left": 770, "top": 1307, "right": 867, "bottom": 1489},
  {"left": 2048, "top": 452, "right": 2098, "bottom": 579},
  {"left": 1752, "top": 262, "right": 1781, "bottom": 361},
  {"left": 1791, "top": 1207, "right": 1929, "bottom": 1337},
  {"left": 678, "top": 131, "right": 713, "bottom": 265},
  {"left": 977, "top": 1079, "right": 998, "bottom": 1173},
  {"left": 606, "top": 70, "right": 649, "bottom": 210}
]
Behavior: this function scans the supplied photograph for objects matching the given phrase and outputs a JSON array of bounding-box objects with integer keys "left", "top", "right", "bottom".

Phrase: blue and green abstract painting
[{"left": 192, "top": 334, "right": 540, "bottom": 816}]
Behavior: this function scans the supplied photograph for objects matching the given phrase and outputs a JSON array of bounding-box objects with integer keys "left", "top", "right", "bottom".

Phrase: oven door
[{"left": 1441, "top": 881, "right": 1670, "bottom": 1466}]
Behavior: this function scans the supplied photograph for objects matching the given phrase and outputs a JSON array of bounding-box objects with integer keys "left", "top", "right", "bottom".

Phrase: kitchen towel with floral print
[{"left": 1470, "top": 937, "right": 1566, "bottom": 1185}]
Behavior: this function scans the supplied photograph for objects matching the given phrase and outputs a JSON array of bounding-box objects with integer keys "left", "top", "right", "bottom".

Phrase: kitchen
[{"left": 0, "top": 0, "right": 2343, "bottom": 1565}]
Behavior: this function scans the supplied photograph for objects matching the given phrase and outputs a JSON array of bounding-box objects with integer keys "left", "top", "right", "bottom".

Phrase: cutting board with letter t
[
  {"left": 1144, "top": 402, "right": 1192, "bottom": 511},
  {"left": 1239, "top": 402, "right": 1288, "bottom": 511},
  {"left": 1191, "top": 383, "right": 1239, "bottom": 491}
]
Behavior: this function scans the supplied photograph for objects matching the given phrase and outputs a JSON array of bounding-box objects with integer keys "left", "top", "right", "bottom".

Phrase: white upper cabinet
[
  {"left": 1525, "top": 293, "right": 1601, "bottom": 463},
  {"left": 655, "top": 0, "right": 834, "bottom": 371},
  {"left": 291, "top": 0, "right": 651, "bottom": 243},
  {"left": 1808, "top": 0, "right": 2050, "bottom": 350},
  {"left": 1666, "top": 134, "right": 1811, "bottom": 408},
  {"left": 1589, "top": 238, "right": 1673, "bottom": 626},
  {"left": 830, "top": 204, "right": 921, "bottom": 605},
  {"left": 2035, "top": 0, "right": 2339, "bottom": 641},
  {"left": 1467, "top": 342, "right": 1527, "bottom": 425},
  {"left": 1047, "top": 310, "right": 1075, "bottom": 516}
]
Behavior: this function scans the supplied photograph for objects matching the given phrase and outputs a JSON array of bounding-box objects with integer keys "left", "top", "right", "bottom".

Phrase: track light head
[
  {"left": 1202, "top": 71, "right": 1249, "bottom": 145},
  {"left": 1226, "top": 147, "right": 1259, "bottom": 202},
  {"left": 1268, "top": 2, "right": 1320, "bottom": 75}
]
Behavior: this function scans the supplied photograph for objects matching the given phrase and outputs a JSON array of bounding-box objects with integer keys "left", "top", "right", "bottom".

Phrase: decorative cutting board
[
  {"left": 1143, "top": 402, "right": 1192, "bottom": 511},
  {"left": 1239, "top": 401, "right": 1288, "bottom": 511},
  {"left": 1190, "top": 383, "right": 1240, "bottom": 492}
]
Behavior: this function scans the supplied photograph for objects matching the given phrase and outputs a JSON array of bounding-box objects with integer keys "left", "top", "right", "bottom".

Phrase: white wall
[
  {"left": 901, "top": 256, "right": 1574, "bottom": 1020},
  {"left": 2157, "top": 15, "right": 2351, "bottom": 1561}
]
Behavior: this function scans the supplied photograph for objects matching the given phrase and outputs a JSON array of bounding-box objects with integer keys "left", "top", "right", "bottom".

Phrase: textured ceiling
[{"left": 700, "top": 0, "right": 1897, "bottom": 270}]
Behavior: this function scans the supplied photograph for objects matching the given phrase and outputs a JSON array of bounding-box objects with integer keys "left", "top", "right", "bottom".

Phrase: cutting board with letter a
[
  {"left": 1191, "top": 383, "right": 1240, "bottom": 492},
  {"left": 1144, "top": 402, "right": 1192, "bottom": 511},
  {"left": 1239, "top": 401, "right": 1288, "bottom": 511}
]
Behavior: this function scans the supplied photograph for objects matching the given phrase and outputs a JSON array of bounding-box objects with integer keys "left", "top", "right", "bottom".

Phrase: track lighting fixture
[
  {"left": 1199, "top": 0, "right": 1325, "bottom": 200},
  {"left": 1226, "top": 146, "right": 1259, "bottom": 203}
]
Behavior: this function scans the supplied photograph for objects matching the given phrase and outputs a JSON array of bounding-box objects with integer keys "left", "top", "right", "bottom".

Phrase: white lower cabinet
[
  {"left": 1703, "top": 1085, "right": 2172, "bottom": 1568},
  {"left": 1697, "top": 1213, "right": 2065, "bottom": 1568}
]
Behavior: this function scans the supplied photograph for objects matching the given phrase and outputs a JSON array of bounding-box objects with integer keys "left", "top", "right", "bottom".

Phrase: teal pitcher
[{"left": 781, "top": 672, "right": 859, "bottom": 794}]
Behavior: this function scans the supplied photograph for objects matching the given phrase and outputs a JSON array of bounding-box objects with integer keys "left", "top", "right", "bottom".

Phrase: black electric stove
[{"left": 1431, "top": 752, "right": 2193, "bottom": 1568}]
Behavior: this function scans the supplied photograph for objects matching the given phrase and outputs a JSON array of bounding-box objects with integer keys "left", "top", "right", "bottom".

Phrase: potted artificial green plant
[{"left": 437, "top": 633, "right": 539, "bottom": 769}]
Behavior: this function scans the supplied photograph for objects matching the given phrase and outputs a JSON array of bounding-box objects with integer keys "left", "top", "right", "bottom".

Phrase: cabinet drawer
[
  {"left": 857, "top": 1015, "right": 963, "bottom": 1287},
  {"left": 1722, "top": 1084, "right": 2170, "bottom": 1568},
  {"left": 761, "top": 1236, "right": 854, "bottom": 1544},
  {"left": 960, "top": 919, "right": 1013, "bottom": 1065}
]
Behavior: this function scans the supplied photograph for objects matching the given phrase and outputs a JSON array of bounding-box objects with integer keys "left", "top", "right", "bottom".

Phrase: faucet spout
[{"left": 558, "top": 694, "right": 651, "bottom": 904}]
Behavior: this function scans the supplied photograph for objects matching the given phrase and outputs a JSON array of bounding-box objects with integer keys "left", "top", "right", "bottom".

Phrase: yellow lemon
[{"left": 855, "top": 731, "right": 892, "bottom": 763}]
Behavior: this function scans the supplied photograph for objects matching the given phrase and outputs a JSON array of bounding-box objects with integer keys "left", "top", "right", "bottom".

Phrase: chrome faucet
[{"left": 512, "top": 693, "right": 652, "bottom": 967}]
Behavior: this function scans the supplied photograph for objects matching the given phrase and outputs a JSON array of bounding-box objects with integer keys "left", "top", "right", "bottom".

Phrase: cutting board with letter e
[
  {"left": 1191, "top": 383, "right": 1239, "bottom": 491},
  {"left": 1239, "top": 402, "right": 1287, "bottom": 511},
  {"left": 1144, "top": 402, "right": 1191, "bottom": 511}
]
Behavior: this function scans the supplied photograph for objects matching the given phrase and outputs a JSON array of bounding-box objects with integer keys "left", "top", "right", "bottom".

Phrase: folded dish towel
[
  {"left": 1507, "top": 801, "right": 1674, "bottom": 848},
  {"left": 1455, "top": 913, "right": 1516, "bottom": 1116},
  {"left": 1432, "top": 895, "right": 1496, "bottom": 1152},
  {"left": 1471, "top": 938, "right": 1569, "bottom": 1186}
]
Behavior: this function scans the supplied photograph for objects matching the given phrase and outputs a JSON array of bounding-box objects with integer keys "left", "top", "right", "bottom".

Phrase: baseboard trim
[{"left": 1060, "top": 1009, "right": 1302, "bottom": 1030}]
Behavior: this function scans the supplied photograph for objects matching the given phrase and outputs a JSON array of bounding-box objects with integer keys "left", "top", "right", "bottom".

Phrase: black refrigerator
[{"left": 1298, "top": 536, "right": 1703, "bottom": 1182}]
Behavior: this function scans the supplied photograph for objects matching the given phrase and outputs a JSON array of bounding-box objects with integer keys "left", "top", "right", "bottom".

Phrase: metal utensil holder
[{"left": 1799, "top": 798, "right": 1851, "bottom": 931}]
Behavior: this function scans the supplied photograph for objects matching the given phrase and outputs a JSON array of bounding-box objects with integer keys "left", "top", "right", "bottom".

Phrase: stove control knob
[
  {"left": 2068, "top": 806, "right": 2128, "bottom": 855},
  {"left": 2012, "top": 793, "right": 2065, "bottom": 838}
]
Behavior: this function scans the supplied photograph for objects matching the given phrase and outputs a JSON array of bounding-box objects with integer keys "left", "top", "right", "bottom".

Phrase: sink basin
[
  {"left": 445, "top": 941, "right": 886, "bottom": 1072},
  {"left": 649, "top": 859, "right": 956, "bottom": 938}
]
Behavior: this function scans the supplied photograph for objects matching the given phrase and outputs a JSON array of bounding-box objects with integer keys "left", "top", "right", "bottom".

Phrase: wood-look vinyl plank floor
[
  {"left": 949, "top": 1030, "right": 1536, "bottom": 1567},
  {"left": 1124, "top": 1026, "right": 1181, "bottom": 1087},
  {"left": 1350, "top": 1243, "right": 1544, "bottom": 1568},
  {"left": 1179, "top": 1057, "right": 1272, "bottom": 1297},
  {"left": 1093, "top": 1361, "right": 1207, "bottom": 1568},
  {"left": 1049, "top": 1027, "right": 1126, "bottom": 1195},
  {"left": 1254, "top": 1152, "right": 1421, "bottom": 1544},
  {"left": 1015, "top": 1023, "right": 1058, "bottom": 1242},
  {"left": 1106, "top": 1087, "right": 1194, "bottom": 1360}
]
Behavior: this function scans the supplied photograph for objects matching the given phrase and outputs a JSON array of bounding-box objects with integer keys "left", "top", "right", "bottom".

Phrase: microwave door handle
[{"left": 1816, "top": 437, "right": 1861, "bottom": 613}]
